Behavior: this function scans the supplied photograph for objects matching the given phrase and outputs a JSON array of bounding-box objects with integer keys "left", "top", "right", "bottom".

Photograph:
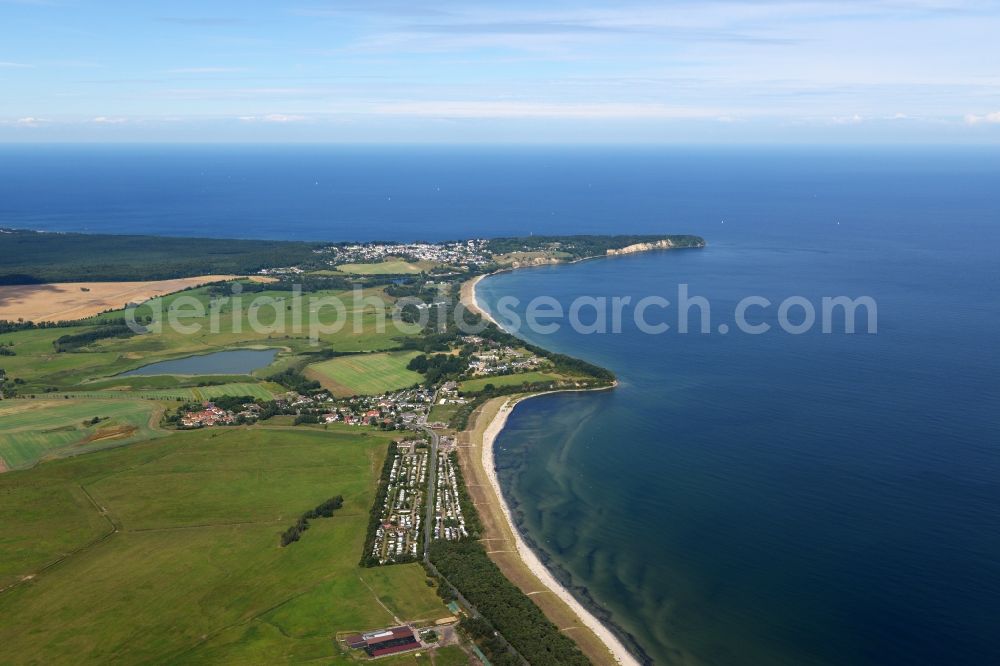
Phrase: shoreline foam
[{"left": 478, "top": 392, "right": 640, "bottom": 666}]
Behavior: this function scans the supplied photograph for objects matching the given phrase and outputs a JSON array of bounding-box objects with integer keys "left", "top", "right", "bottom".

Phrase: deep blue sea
[{"left": 2, "top": 146, "right": 999, "bottom": 665}]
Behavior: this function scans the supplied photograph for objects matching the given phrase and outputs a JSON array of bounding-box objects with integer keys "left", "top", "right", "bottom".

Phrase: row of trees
[
  {"left": 446, "top": 452, "right": 482, "bottom": 538},
  {"left": 53, "top": 323, "right": 138, "bottom": 352},
  {"left": 1, "top": 318, "right": 97, "bottom": 333},
  {"left": 280, "top": 495, "right": 344, "bottom": 547},
  {"left": 206, "top": 275, "right": 356, "bottom": 295}
]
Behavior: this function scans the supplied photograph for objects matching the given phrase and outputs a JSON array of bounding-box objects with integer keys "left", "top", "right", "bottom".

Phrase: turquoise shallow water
[{"left": 479, "top": 233, "right": 1000, "bottom": 665}]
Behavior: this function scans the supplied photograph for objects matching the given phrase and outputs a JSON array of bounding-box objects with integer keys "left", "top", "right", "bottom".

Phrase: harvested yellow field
[{"left": 0, "top": 275, "right": 272, "bottom": 322}]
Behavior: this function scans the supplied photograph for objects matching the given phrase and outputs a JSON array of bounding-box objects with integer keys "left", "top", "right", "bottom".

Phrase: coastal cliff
[
  {"left": 507, "top": 256, "right": 565, "bottom": 269},
  {"left": 606, "top": 237, "right": 706, "bottom": 255}
]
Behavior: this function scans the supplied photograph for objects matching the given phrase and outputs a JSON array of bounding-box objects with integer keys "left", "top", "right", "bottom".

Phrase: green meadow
[
  {"left": 0, "top": 399, "right": 165, "bottom": 470},
  {"left": 307, "top": 350, "right": 424, "bottom": 397},
  {"left": 459, "top": 371, "right": 566, "bottom": 393},
  {"left": 335, "top": 259, "right": 439, "bottom": 275},
  {"left": 0, "top": 427, "right": 451, "bottom": 664},
  {"left": 427, "top": 401, "right": 462, "bottom": 424},
  {"left": 0, "top": 284, "right": 420, "bottom": 393},
  {"left": 56, "top": 381, "right": 279, "bottom": 402}
]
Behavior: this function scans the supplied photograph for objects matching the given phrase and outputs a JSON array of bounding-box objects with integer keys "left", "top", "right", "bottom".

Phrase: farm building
[{"left": 344, "top": 626, "right": 420, "bottom": 658}]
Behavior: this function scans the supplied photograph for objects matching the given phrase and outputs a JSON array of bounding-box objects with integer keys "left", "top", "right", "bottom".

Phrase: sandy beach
[
  {"left": 466, "top": 394, "right": 639, "bottom": 666},
  {"left": 459, "top": 271, "right": 638, "bottom": 664},
  {"left": 459, "top": 273, "right": 501, "bottom": 328}
]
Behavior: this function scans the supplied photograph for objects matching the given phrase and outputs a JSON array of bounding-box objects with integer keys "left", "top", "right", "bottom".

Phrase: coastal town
[
  {"left": 246, "top": 235, "right": 705, "bottom": 280},
  {"left": 318, "top": 239, "right": 493, "bottom": 267},
  {"left": 167, "top": 386, "right": 438, "bottom": 431}
]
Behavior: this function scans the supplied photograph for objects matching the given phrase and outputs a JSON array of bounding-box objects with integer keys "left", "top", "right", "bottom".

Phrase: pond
[{"left": 119, "top": 349, "right": 279, "bottom": 376}]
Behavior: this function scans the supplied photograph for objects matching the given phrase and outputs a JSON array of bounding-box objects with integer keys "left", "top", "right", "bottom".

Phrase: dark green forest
[
  {"left": 0, "top": 229, "right": 320, "bottom": 284},
  {"left": 430, "top": 540, "right": 592, "bottom": 666},
  {"left": 1, "top": 229, "right": 704, "bottom": 284}
]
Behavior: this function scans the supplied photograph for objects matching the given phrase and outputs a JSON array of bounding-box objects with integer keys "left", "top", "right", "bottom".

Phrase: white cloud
[
  {"left": 14, "top": 116, "right": 46, "bottom": 127},
  {"left": 0, "top": 61, "right": 32, "bottom": 68},
  {"left": 964, "top": 111, "right": 1000, "bottom": 124},
  {"left": 372, "top": 101, "right": 732, "bottom": 119},
  {"left": 237, "top": 113, "right": 308, "bottom": 123},
  {"left": 91, "top": 116, "right": 128, "bottom": 124},
  {"left": 168, "top": 67, "right": 248, "bottom": 74},
  {"left": 161, "top": 88, "right": 318, "bottom": 100},
  {"left": 831, "top": 113, "right": 864, "bottom": 124}
]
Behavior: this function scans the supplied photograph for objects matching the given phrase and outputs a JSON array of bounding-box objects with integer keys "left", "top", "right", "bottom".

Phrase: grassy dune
[
  {"left": 0, "top": 399, "right": 164, "bottom": 470},
  {"left": 307, "top": 350, "right": 423, "bottom": 397},
  {"left": 0, "top": 427, "right": 451, "bottom": 664}
]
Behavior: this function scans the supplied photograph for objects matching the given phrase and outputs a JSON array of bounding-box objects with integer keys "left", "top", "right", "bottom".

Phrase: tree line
[
  {"left": 53, "top": 323, "right": 137, "bottom": 352},
  {"left": 280, "top": 495, "right": 344, "bottom": 547},
  {"left": 0, "top": 229, "right": 323, "bottom": 284},
  {"left": 446, "top": 451, "right": 483, "bottom": 538}
]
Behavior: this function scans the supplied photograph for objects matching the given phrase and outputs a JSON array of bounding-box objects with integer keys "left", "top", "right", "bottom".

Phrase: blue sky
[{"left": 1, "top": 0, "right": 998, "bottom": 143}]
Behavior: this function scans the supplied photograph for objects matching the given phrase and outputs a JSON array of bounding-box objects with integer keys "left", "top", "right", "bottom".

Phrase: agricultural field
[
  {"left": 459, "top": 371, "right": 567, "bottom": 393},
  {"left": 76, "top": 372, "right": 267, "bottom": 392},
  {"left": 56, "top": 381, "right": 279, "bottom": 402},
  {"left": 0, "top": 399, "right": 164, "bottom": 470},
  {"left": 335, "top": 259, "right": 439, "bottom": 275},
  {"left": 0, "top": 283, "right": 420, "bottom": 392},
  {"left": 307, "top": 351, "right": 423, "bottom": 397},
  {"left": 0, "top": 275, "right": 248, "bottom": 322},
  {"left": 0, "top": 427, "right": 453, "bottom": 664}
]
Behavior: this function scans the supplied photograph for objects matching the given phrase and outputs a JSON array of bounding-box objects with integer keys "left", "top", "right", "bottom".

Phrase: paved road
[{"left": 421, "top": 424, "right": 439, "bottom": 562}]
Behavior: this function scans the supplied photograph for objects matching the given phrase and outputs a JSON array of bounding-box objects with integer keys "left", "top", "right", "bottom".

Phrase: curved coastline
[
  {"left": 479, "top": 390, "right": 642, "bottom": 666},
  {"left": 464, "top": 269, "right": 643, "bottom": 665},
  {"left": 462, "top": 247, "right": 693, "bottom": 333},
  {"left": 460, "top": 272, "right": 502, "bottom": 328}
]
